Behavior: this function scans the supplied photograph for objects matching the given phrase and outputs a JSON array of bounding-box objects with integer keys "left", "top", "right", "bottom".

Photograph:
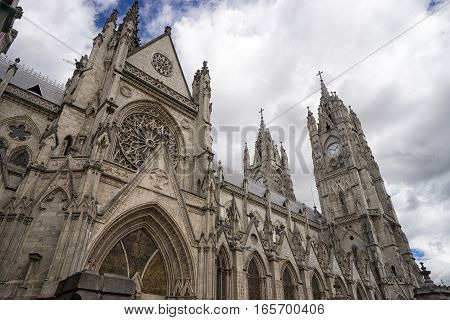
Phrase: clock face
[{"left": 327, "top": 142, "right": 343, "bottom": 158}]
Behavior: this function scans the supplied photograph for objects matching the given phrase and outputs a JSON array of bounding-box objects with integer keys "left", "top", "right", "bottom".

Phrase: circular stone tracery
[
  {"left": 114, "top": 109, "right": 179, "bottom": 170},
  {"left": 151, "top": 53, "right": 173, "bottom": 77}
]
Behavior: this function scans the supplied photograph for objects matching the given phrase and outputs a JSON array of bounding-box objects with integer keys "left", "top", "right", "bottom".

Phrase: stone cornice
[{"left": 4, "top": 84, "right": 61, "bottom": 116}]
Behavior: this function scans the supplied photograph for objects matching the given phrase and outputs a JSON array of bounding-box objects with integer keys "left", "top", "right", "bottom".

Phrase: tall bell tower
[{"left": 307, "top": 72, "right": 423, "bottom": 299}]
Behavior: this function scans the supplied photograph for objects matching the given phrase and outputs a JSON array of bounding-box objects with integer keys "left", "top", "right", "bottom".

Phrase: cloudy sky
[{"left": 7, "top": 0, "right": 450, "bottom": 283}]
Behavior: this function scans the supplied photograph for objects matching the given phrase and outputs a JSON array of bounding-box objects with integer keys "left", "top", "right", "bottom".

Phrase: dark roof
[
  {"left": 222, "top": 169, "right": 321, "bottom": 223},
  {"left": 0, "top": 56, "right": 64, "bottom": 105}
]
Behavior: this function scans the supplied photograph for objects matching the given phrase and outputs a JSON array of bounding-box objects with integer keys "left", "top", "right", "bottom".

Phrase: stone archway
[{"left": 86, "top": 205, "right": 195, "bottom": 299}]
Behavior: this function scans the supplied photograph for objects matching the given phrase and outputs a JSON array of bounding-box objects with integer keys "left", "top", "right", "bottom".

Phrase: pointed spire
[
  {"left": 103, "top": 9, "right": 118, "bottom": 31},
  {"left": 259, "top": 107, "right": 265, "bottom": 127},
  {"left": 316, "top": 70, "right": 330, "bottom": 100},
  {"left": 119, "top": 0, "right": 140, "bottom": 48},
  {"left": 243, "top": 142, "right": 250, "bottom": 173},
  {"left": 201, "top": 61, "right": 209, "bottom": 75}
]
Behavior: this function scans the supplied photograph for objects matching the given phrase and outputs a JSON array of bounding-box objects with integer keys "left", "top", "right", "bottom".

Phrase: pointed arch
[
  {"left": 311, "top": 270, "right": 326, "bottom": 300},
  {"left": 356, "top": 283, "right": 367, "bottom": 300},
  {"left": 62, "top": 135, "right": 73, "bottom": 156},
  {"left": 281, "top": 262, "right": 298, "bottom": 300},
  {"left": 99, "top": 228, "right": 167, "bottom": 296},
  {"left": 333, "top": 277, "right": 348, "bottom": 299},
  {"left": 216, "top": 245, "right": 231, "bottom": 300},
  {"left": 245, "top": 252, "right": 266, "bottom": 300},
  {"left": 87, "top": 203, "right": 195, "bottom": 299},
  {"left": 8, "top": 146, "right": 31, "bottom": 168}
]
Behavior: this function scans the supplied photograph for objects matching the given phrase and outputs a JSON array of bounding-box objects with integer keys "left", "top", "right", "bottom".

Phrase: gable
[{"left": 126, "top": 33, "right": 191, "bottom": 99}]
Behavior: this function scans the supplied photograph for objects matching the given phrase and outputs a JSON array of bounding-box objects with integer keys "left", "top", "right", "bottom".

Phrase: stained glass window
[
  {"left": 99, "top": 229, "right": 167, "bottom": 296},
  {"left": 9, "top": 149, "right": 29, "bottom": 168},
  {"left": 311, "top": 274, "right": 322, "bottom": 300},
  {"left": 8, "top": 124, "right": 31, "bottom": 141},
  {"left": 248, "top": 259, "right": 262, "bottom": 300},
  {"left": 216, "top": 250, "right": 228, "bottom": 300},
  {"left": 282, "top": 267, "right": 296, "bottom": 299}
]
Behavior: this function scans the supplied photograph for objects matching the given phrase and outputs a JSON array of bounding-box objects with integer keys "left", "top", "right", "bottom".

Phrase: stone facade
[{"left": 0, "top": 1, "right": 427, "bottom": 300}]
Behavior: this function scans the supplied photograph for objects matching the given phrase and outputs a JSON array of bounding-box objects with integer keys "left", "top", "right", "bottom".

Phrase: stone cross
[
  {"left": 316, "top": 70, "right": 323, "bottom": 81},
  {"left": 259, "top": 108, "right": 264, "bottom": 120}
]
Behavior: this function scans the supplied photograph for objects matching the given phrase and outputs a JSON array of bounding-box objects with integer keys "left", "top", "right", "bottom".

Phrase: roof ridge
[{"left": 0, "top": 55, "right": 65, "bottom": 90}]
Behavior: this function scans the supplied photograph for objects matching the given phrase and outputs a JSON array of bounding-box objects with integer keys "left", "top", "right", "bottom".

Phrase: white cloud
[
  {"left": 170, "top": 0, "right": 450, "bottom": 283},
  {"left": 7, "top": 0, "right": 450, "bottom": 284}
]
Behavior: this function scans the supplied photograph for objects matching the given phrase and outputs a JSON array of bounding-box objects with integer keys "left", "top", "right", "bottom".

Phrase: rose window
[
  {"left": 114, "top": 110, "right": 179, "bottom": 170},
  {"left": 151, "top": 53, "right": 173, "bottom": 77},
  {"left": 8, "top": 124, "right": 31, "bottom": 141}
]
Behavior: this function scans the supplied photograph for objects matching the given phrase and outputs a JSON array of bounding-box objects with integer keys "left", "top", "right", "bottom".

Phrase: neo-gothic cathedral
[{"left": 0, "top": 2, "right": 427, "bottom": 299}]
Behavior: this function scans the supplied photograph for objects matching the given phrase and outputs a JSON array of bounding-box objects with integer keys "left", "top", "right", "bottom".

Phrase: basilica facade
[{"left": 0, "top": 1, "right": 425, "bottom": 299}]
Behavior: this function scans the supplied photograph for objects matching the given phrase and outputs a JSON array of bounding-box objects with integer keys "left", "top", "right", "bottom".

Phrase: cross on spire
[
  {"left": 316, "top": 70, "right": 324, "bottom": 82},
  {"left": 259, "top": 108, "right": 264, "bottom": 121}
]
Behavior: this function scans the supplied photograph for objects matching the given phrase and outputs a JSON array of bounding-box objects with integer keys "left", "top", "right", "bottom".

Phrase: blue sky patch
[
  {"left": 411, "top": 248, "right": 425, "bottom": 260},
  {"left": 93, "top": 0, "right": 210, "bottom": 40},
  {"left": 427, "top": 0, "right": 443, "bottom": 11}
]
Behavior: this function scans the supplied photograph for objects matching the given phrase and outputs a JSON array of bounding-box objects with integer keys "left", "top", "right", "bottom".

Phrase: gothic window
[
  {"left": 9, "top": 148, "right": 29, "bottom": 168},
  {"left": 339, "top": 191, "right": 349, "bottom": 215},
  {"left": 197, "top": 179, "right": 202, "bottom": 195},
  {"left": 247, "top": 259, "right": 262, "bottom": 300},
  {"left": 151, "top": 53, "right": 174, "bottom": 77},
  {"left": 334, "top": 278, "right": 347, "bottom": 299},
  {"left": 8, "top": 124, "right": 31, "bottom": 141},
  {"left": 63, "top": 135, "right": 73, "bottom": 156},
  {"left": 216, "top": 248, "right": 229, "bottom": 300},
  {"left": 99, "top": 229, "right": 167, "bottom": 296},
  {"left": 282, "top": 266, "right": 296, "bottom": 300},
  {"left": 113, "top": 108, "right": 179, "bottom": 170},
  {"left": 391, "top": 266, "right": 397, "bottom": 277},
  {"left": 356, "top": 285, "right": 366, "bottom": 300},
  {"left": 311, "top": 274, "right": 322, "bottom": 300}
]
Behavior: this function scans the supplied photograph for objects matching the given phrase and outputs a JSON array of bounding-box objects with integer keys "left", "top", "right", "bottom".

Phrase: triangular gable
[
  {"left": 99, "top": 144, "right": 195, "bottom": 242},
  {"left": 127, "top": 32, "right": 191, "bottom": 99}
]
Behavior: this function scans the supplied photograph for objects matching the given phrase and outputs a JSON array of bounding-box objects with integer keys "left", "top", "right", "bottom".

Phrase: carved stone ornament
[
  {"left": 8, "top": 124, "right": 31, "bottom": 141},
  {"left": 151, "top": 53, "right": 173, "bottom": 77},
  {"left": 120, "top": 85, "right": 132, "bottom": 97},
  {"left": 149, "top": 168, "right": 169, "bottom": 190},
  {"left": 113, "top": 108, "right": 179, "bottom": 170}
]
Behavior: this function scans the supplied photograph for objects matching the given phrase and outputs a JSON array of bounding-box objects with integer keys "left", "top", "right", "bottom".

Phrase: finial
[
  {"left": 201, "top": 61, "right": 208, "bottom": 73},
  {"left": 164, "top": 26, "right": 172, "bottom": 34},
  {"left": 316, "top": 70, "right": 324, "bottom": 82},
  {"left": 259, "top": 107, "right": 264, "bottom": 121},
  {"left": 14, "top": 58, "right": 20, "bottom": 64}
]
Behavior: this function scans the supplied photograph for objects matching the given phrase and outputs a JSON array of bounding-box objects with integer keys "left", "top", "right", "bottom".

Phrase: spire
[
  {"left": 316, "top": 70, "right": 330, "bottom": 101},
  {"left": 259, "top": 107, "right": 265, "bottom": 128},
  {"left": 280, "top": 141, "right": 288, "bottom": 168},
  {"left": 103, "top": 9, "right": 118, "bottom": 31},
  {"left": 243, "top": 142, "right": 250, "bottom": 173},
  {"left": 119, "top": 0, "right": 140, "bottom": 49}
]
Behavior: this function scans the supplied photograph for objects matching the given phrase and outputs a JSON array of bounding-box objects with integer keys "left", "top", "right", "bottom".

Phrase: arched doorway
[
  {"left": 334, "top": 277, "right": 348, "bottom": 299},
  {"left": 99, "top": 228, "right": 167, "bottom": 296},
  {"left": 282, "top": 265, "right": 297, "bottom": 300},
  {"left": 247, "top": 257, "right": 264, "bottom": 300},
  {"left": 216, "top": 247, "right": 230, "bottom": 300},
  {"left": 87, "top": 205, "right": 195, "bottom": 299},
  {"left": 311, "top": 273, "right": 323, "bottom": 300},
  {"left": 356, "top": 284, "right": 367, "bottom": 300}
]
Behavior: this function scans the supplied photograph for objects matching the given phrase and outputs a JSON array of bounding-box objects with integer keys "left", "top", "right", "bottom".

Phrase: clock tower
[{"left": 307, "top": 73, "right": 423, "bottom": 299}]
